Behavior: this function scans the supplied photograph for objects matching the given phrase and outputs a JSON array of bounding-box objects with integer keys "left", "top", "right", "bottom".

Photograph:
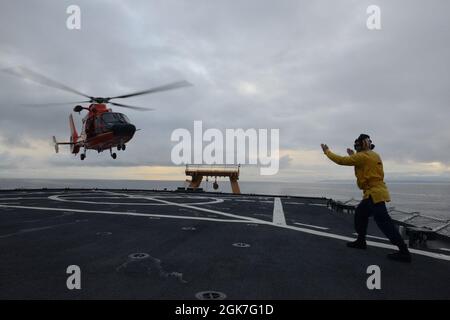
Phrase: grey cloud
[{"left": 0, "top": 0, "right": 449, "bottom": 179}]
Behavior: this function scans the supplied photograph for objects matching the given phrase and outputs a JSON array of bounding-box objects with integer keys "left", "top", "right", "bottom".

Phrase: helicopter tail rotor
[
  {"left": 52, "top": 136, "right": 59, "bottom": 153},
  {"left": 52, "top": 135, "right": 77, "bottom": 154}
]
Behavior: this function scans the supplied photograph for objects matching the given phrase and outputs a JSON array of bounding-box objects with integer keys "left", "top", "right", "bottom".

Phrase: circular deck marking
[
  {"left": 195, "top": 291, "right": 227, "bottom": 300},
  {"left": 3, "top": 193, "right": 450, "bottom": 263},
  {"left": 232, "top": 242, "right": 251, "bottom": 248},
  {"left": 128, "top": 253, "right": 150, "bottom": 260},
  {"left": 49, "top": 194, "right": 223, "bottom": 206}
]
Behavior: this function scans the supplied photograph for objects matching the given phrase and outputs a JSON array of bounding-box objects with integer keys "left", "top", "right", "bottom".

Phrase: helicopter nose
[{"left": 112, "top": 124, "right": 136, "bottom": 137}]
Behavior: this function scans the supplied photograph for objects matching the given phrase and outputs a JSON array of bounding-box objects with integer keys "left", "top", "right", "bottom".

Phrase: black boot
[
  {"left": 387, "top": 251, "right": 411, "bottom": 263},
  {"left": 346, "top": 239, "right": 367, "bottom": 250},
  {"left": 387, "top": 245, "right": 412, "bottom": 263}
]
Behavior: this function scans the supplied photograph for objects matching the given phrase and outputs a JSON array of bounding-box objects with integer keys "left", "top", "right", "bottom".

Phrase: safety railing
[{"left": 327, "top": 198, "right": 450, "bottom": 239}]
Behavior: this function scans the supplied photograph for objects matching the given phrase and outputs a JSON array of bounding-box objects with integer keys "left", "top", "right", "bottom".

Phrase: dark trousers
[{"left": 355, "top": 197, "right": 407, "bottom": 250}]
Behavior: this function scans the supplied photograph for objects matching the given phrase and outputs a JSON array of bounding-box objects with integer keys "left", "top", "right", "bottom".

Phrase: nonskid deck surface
[{"left": 0, "top": 189, "right": 449, "bottom": 299}]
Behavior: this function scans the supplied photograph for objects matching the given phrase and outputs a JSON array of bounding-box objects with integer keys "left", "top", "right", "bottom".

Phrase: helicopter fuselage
[
  {"left": 80, "top": 103, "right": 136, "bottom": 151},
  {"left": 55, "top": 103, "right": 137, "bottom": 160}
]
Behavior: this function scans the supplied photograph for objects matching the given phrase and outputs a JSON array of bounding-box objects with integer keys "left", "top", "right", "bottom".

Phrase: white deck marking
[
  {"left": 0, "top": 197, "right": 49, "bottom": 201},
  {"left": 294, "top": 222, "right": 329, "bottom": 230},
  {"left": 0, "top": 192, "right": 64, "bottom": 197},
  {"left": 62, "top": 196, "right": 128, "bottom": 199},
  {"left": 1, "top": 203, "right": 450, "bottom": 261},
  {"left": 85, "top": 191, "right": 450, "bottom": 262},
  {"left": 1, "top": 192, "right": 450, "bottom": 262},
  {"left": 49, "top": 194, "right": 224, "bottom": 206},
  {"left": 353, "top": 233, "right": 388, "bottom": 241},
  {"left": 101, "top": 191, "right": 262, "bottom": 223},
  {"left": 272, "top": 198, "right": 286, "bottom": 226},
  {"left": 0, "top": 204, "right": 254, "bottom": 224},
  {"left": 439, "top": 248, "right": 450, "bottom": 252},
  {"left": 278, "top": 223, "right": 450, "bottom": 261}
]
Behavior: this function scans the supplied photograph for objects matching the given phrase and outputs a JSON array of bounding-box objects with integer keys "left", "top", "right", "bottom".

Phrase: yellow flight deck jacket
[{"left": 325, "top": 149, "right": 391, "bottom": 203}]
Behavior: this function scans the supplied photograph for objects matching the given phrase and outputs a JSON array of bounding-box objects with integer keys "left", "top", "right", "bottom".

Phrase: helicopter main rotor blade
[
  {"left": 109, "top": 102, "right": 154, "bottom": 111},
  {"left": 19, "top": 101, "right": 91, "bottom": 107},
  {"left": 2, "top": 66, "right": 92, "bottom": 99},
  {"left": 108, "top": 80, "right": 192, "bottom": 100}
]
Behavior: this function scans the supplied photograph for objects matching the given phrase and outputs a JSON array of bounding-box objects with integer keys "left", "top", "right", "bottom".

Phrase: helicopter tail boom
[{"left": 52, "top": 136, "right": 73, "bottom": 154}]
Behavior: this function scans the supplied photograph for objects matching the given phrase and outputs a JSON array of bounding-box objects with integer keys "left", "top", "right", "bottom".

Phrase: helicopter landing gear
[
  {"left": 110, "top": 148, "right": 117, "bottom": 159},
  {"left": 80, "top": 148, "right": 86, "bottom": 160},
  {"left": 117, "top": 144, "right": 126, "bottom": 151}
]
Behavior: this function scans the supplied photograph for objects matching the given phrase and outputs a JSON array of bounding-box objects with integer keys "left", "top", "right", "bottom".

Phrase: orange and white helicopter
[{"left": 4, "top": 67, "right": 191, "bottom": 160}]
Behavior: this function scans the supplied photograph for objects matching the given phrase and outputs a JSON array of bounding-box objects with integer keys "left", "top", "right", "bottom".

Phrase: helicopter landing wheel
[
  {"left": 80, "top": 154, "right": 86, "bottom": 161},
  {"left": 111, "top": 153, "right": 117, "bottom": 159},
  {"left": 118, "top": 145, "right": 121, "bottom": 151},
  {"left": 122, "top": 144, "right": 126, "bottom": 151}
]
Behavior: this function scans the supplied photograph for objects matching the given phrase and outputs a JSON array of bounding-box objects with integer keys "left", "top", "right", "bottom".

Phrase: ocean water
[{"left": 0, "top": 178, "right": 449, "bottom": 220}]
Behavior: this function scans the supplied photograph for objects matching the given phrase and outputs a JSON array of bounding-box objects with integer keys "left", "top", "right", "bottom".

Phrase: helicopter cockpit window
[{"left": 101, "top": 113, "right": 130, "bottom": 126}]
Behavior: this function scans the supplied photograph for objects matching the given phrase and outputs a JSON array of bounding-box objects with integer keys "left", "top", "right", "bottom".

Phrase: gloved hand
[{"left": 321, "top": 144, "right": 329, "bottom": 153}]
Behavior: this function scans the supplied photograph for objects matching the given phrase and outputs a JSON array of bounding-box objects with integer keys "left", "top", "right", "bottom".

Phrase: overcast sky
[{"left": 0, "top": 0, "right": 449, "bottom": 182}]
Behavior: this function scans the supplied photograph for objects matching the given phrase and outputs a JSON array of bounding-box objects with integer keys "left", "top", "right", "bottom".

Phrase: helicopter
[{"left": 3, "top": 66, "right": 192, "bottom": 160}]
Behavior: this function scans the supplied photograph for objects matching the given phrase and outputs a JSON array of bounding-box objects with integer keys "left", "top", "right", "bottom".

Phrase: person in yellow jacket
[{"left": 321, "top": 134, "right": 411, "bottom": 263}]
